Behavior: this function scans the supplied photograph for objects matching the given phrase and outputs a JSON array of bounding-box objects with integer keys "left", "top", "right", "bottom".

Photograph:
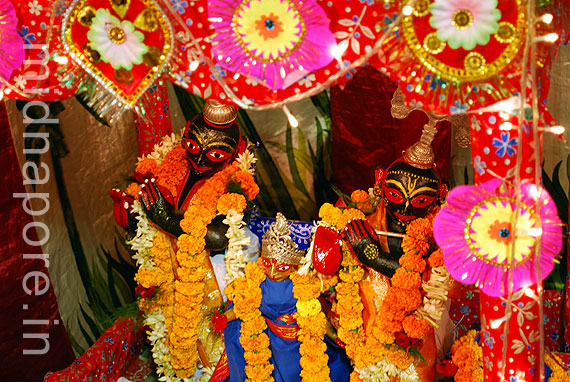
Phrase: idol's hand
[
  {"left": 110, "top": 188, "right": 135, "bottom": 229},
  {"left": 140, "top": 178, "right": 183, "bottom": 237},
  {"left": 345, "top": 219, "right": 400, "bottom": 277}
]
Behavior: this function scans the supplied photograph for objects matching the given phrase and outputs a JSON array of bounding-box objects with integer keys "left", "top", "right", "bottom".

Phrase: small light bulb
[
  {"left": 189, "top": 60, "right": 199, "bottom": 71},
  {"left": 550, "top": 125, "right": 565, "bottom": 135},
  {"left": 330, "top": 41, "right": 348, "bottom": 60},
  {"left": 499, "top": 122, "right": 513, "bottom": 131},
  {"left": 545, "top": 33, "right": 559, "bottom": 42},
  {"left": 402, "top": 5, "right": 413, "bottom": 15},
  {"left": 490, "top": 319, "right": 503, "bottom": 329},
  {"left": 233, "top": 73, "right": 240, "bottom": 80},
  {"left": 541, "top": 13, "right": 553, "bottom": 24},
  {"left": 283, "top": 106, "right": 298, "bottom": 128},
  {"left": 54, "top": 56, "right": 68, "bottom": 65}
]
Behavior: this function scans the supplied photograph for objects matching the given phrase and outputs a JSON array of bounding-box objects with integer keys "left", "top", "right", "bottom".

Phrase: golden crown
[
  {"left": 261, "top": 213, "right": 306, "bottom": 265},
  {"left": 203, "top": 99, "right": 238, "bottom": 125}
]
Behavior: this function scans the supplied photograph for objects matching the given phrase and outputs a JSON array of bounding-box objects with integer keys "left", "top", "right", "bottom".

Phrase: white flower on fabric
[
  {"left": 86, "top": 8, "right": 148, "bottom": 70},
  {"left": 28, "top": 0, "right": 42, "bottom": 16},
  {"left": 429, "top": 0, "right": 501, "bottom": 50}
]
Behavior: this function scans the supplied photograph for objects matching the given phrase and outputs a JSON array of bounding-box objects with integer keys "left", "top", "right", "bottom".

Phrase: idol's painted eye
[
  {"left": 185, "top": 139, "right": 200, "bottom": 154},
  {"left": 410, "top": 194, "right": 435, "bottom": 208},
  {"left": 262, "top": 258, "right": 271, "bottom": 267},
  {"left": 385, "top": 187, "right": 404, "bottom": 204},
  {"left": 276, "top": 264, "right": 291, "bottom": 272},
  {"left": 206, "top": 149, "right": 231, "bottom": 162}
]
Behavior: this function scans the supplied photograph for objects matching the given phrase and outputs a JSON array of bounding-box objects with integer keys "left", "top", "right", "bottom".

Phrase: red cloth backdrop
[
  {"left": 330, "top": 66, "right": 451, "bottom": 194},
  {"left": 0, "top": 101, "right": 75, "bottom": 381}
]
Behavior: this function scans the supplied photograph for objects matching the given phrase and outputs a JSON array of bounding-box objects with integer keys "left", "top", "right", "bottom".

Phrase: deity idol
[
  {"left": 345, "top": 122, "right": 447, "bottom": 277},
  {"left": 318, "top": 121, "right": 450, "bottom": 381},
  {"left": 219, "top": 213, "right": 352, "bottom": 382},
  {"left": 111, "top": 100, "right": 259, "bottom": 379}
]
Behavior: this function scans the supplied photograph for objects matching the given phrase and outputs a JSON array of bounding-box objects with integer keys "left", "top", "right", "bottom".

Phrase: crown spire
[{"left": 261, "top": 213, "right": 306, "bottom": 265}]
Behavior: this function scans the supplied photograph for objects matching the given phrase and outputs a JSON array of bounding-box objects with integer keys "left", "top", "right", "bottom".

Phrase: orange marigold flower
[
  {"left": 428, "top": 248, "right": 445, "bottom": 268},
  {"left": 319, "top": 203, "right": 344, "bottom": 228},
  {"left": 388, "top": 348, "right": 413, "bottom": 370},
  {"left": 399, "top": 253, "right": 426, "bottom": 273},
  {"left": 391, "top": 268, "right": 422, "bottom": 290},
  {"left": 155, "top": 146, "right": 189, "bottom": 197},
  {"left": 125, "top": 182, "right": 142, "bottom": 198},
  {"left": 402, "top": 315, "right": 432, "bottom": 339},
  {"left": 350, "top": 190, "right": 369, "bottom": 203},
  {"left": 217, "top": 193, "right": 247, "bottom": 215},
  {"left": 135, "top": 158, "right": 158, "bottom": 180},
  {"left": 235, "top": 170, "right": 260, "bottom": 200},
  {"left": 342, "top": 208, "right": 365, "bottom": 225}
]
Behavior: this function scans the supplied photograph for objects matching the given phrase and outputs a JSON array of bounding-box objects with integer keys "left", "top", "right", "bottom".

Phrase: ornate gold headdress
[
  {"left": 391, "top": 88, "right": 469, "bottom": 169},
  {"left": 261, "top": 213, "right": 306, "bottom": 265},
  {"left": 203, "top": 99, "right": 238, "bottom": 125}
]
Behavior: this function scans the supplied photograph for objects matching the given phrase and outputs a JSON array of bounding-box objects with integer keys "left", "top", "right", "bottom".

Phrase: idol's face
[
  {"left": 182, "top": 116, "right": 240, "bottom": 178},
  {"left": 261, "top": 256, "right": 295, "bottom": 282},
  {"left": 382, "top": 162, "right": 439, "bottom": 226}
]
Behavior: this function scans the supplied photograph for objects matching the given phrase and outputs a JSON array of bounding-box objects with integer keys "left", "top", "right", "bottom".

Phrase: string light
[
  {"left": 499, "top": 122, "right": 513, "bottom": 131},
  {"left": 233, "top": 73, "right": 240, "bottom": 80},
  {"left": 402, "top": 5, "right": 413, "bottom": 16},
  {"left": 540, "top": 13, "right": 553, "bottom": 24},
  {"left": 330, "top": 41, "right": 348, "bottom": 61},
  {"left": 54, "top": 56, "right": 68, "bottom": 65},
  {"left": 282, "top": 105, "right": 298, "bottom": 128},
  {"left": 549, "top": 125, "right": 565, "bottom": 135},
  {"left": 189, "top": 60, "right": 199, "bottom": 71},
  {"left": 534, "top": 33, "right": 559, "bottom": 43}
]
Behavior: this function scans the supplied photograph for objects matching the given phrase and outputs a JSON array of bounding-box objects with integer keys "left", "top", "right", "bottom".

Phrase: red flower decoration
[
  {"left": 211, "top": 311, "right": 228, "bottom": 333},
  {"left": 395, "top": 332, "right": 412, "bottom": 349},
  {"left": 135, "top": 284, "right": 156, "bottom": 298},
  {"left": 436, "top": 360, "right": 458, "bottom": 377}
]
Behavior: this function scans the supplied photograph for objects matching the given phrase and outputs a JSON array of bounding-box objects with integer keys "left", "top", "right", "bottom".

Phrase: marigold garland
[
  {"left": 128, "top": 136, "right": 259, "bottom": 380},
  {"left": 451, "top": 330, "right": 483, "bottom": 382},
  {"left": 317, "top": 203, "right": 451, "bottom": 379},
  {"left": 229, "top": 259, "right": 274, "bottom": 382},
  {"left": 291, "top": 272, "right": 332, "bottom": 382}
]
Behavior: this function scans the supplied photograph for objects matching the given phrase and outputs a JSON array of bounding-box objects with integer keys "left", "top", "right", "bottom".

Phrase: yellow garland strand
[
  {"left": 230, "top": 259, "right": 274, "bottom": 382},
  {"left": 291, "top": 273, "right": 332, "bottom": 382}
]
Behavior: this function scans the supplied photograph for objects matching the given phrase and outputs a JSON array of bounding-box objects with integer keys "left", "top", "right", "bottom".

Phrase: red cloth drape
[
  {"left": 330, "top": 67, "right": 451, "bottom": 194},
  {"left": 0, "top": 101, "right": 75, "bottom": 381}
]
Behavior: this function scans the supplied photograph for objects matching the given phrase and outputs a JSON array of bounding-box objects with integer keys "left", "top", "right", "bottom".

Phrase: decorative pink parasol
[
  {"left": 209, "top": 0, "right": 336, "bottom": 90},
  {"left": 0, "top": 0, "right": 24, "bottom": 80},
  {"left": 433, "top": 178, "right": 562, "bottom": 297}
]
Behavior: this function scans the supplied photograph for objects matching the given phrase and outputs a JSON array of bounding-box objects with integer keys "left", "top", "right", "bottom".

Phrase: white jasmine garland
[
  {"left": 127, "top": 201, "right": 158, "bottom": 270},
  {"left": 415, "top": 265, "right": 452, "bottom": 327},
  {"left": 356, "top": 357, "right": 420, "bottom": 382},
  {"left": 223, "top": 209, "right": 251, "bottom": 284},
  {"left": 142, "top": 133, "right": 182, "bottom": 166}
]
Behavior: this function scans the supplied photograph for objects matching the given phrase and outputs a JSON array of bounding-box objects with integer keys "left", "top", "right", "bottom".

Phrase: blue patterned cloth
[{"left": 248, "top": 216, "right": 314, "bottom": 250}]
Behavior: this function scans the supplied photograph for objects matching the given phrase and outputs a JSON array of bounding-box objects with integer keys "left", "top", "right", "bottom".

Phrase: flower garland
[
  {"left": 317, "top": 200, "right": 451, "bottom": 381},
  {"left": 450, "top": 330, "right": 483, "bottom": 382},
  {"left": 172, "top": 163, "right": 259, "bottom": 377},
  {"left": 228, "top": 259, "right": 274, "bottom": 382},
  {"left": 291, "top": 272, "right": 333, "bottom": 382},
  {"left": 127, "top": 135, "right": 259, "bottom": 380},
  {"left": 227, "top": 258, "right": 339, "bottom": 382}
]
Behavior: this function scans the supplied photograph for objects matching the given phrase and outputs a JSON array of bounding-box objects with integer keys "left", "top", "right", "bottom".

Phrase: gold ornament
[
  {"left": 134, "top": 8, "right": 159, "bottom": 32},
  {"left": 77, "top": 5, "right": 97, "bottom": 27},
  {"left": 464, "top": 52, "right": 486, "bottom": 73},
  {"left": 423, "top": 33, "right": 446, "bottom": 55},
  {"left": 143, "top": 46, "right": 161, "bottom": 67},
  {"left": 108, "top": 26, "right": 126, "bottom": 44},
  {"left": 495, "top": 21, "right": 515, "bottom": 43},
  {"left": 413, "top": 0, "right": 430, "bottom": 17},
  {"left": 83, "top": 42, "right": 101, "bottom": 64},
  {"left": 451, "top": 9, "right": 473, "bottom": 30},
  {"left": 203, "top": 99, "right": 238, "bottom": 125},
  {"left": 261, "top": 213, "right": 306, "bottom": 265},
  {"left": 114, "top": 68, "right": 134, "bottom": 84},
  {"left": 110, "top": 0, "right": 131, "bottom": 18}
]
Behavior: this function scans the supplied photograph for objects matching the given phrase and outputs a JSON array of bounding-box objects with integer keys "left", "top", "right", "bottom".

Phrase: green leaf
[{"left": 285, "top": 124, "right": 310, "bottom": 198}]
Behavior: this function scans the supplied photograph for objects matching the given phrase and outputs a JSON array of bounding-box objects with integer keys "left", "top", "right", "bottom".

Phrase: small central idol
[{"left": 220, "top": 213, "right": 351, "bottom": 382}]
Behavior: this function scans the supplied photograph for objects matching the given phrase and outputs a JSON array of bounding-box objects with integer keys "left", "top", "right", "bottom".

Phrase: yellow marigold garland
[
  {"left": 229, "top": 259, "right": 274, "bottom": 382},
  {"left": 291, "top": 273, "right": 332, "bottom": 382}
]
